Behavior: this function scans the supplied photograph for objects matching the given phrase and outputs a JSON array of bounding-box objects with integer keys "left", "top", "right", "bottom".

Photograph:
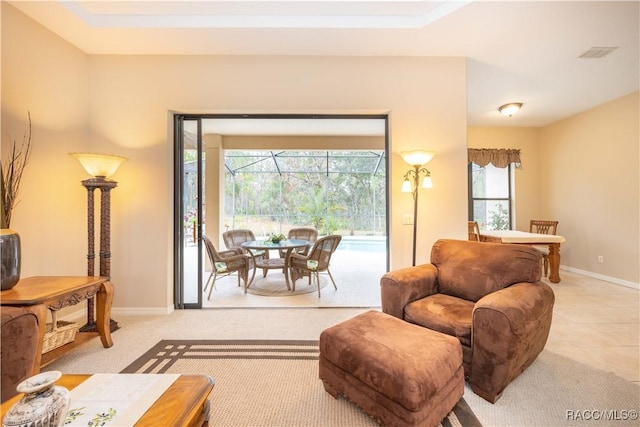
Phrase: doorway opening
[{"left": 174, "top": 114, "right": 389, "bottom": 309}]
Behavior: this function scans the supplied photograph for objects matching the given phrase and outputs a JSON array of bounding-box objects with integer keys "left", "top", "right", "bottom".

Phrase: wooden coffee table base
[{"left": 1, "top": 374, "right": 214, "bottom": 427}]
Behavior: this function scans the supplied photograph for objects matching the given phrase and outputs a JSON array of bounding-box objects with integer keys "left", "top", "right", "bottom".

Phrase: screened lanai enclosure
[
  {"left": 174, "top": 115, "right": 389, "bottom": 309},
  {"left": 223, "top": 150, "right": 386, "bottom": 236}
]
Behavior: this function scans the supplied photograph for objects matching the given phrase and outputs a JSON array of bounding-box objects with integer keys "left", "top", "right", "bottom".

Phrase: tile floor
[{"left": 544, "top": 271, "right": 639, "bottom": 384}]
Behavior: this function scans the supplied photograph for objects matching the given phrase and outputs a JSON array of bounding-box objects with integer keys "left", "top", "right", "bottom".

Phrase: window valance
[{"left": 468, "top": 148, "right": 521, "bottom": 168}]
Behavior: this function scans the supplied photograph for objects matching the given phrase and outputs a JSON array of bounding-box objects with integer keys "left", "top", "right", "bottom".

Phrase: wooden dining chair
[
  {"left": 468, "top": 221, "right": 481, "bottom": 241},
  {"left": 529, "top": 220, "right": 559, "bottom": 277}
]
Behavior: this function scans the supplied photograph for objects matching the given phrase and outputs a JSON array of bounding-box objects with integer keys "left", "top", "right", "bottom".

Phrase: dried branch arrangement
[{"left": 1, "top": 112, "right": 32, "bottom": 229}]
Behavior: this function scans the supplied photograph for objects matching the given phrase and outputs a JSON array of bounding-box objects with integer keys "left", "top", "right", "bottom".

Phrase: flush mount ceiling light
[{"left": 498, "top": 103, "right": 523, "bottom": 117}]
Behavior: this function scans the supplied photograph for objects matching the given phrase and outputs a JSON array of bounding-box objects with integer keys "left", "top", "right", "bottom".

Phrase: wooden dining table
[{"left": 480, "top": 230, "right": 566, "bottom": 283}]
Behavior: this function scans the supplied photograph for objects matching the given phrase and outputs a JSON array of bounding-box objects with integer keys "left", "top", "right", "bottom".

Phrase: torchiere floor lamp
[
  {"left": 72, "top": 153, "right": 127, "bottom": 333},
  {"left": 400, "top": 150, "right": 435, "bottom": 266}
]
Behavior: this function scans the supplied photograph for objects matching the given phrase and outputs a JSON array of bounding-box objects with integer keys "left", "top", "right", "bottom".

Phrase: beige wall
[
  {"left": 1, "top": 4, "right": 90, "bottom": 279},
  {"left": 8, "top": 2, "right": 634, "bottom": 314},
  {"left": 467, "top": 127, "right": 542, "bottom": 231},
  {"left": 541, "top": 92, "right": 639, "bottom": 284},
  {"left": 2, "top": 3, "right": 469, "bottom": 312},
  {"left": 469, "top": 99, "right": 640, "bottom": 286},
  {"left": 203, "top": 133, "right": 223, "bottom": 250},
  {"left": 87, "top": 54, "right": 468, "bottom": 311}
]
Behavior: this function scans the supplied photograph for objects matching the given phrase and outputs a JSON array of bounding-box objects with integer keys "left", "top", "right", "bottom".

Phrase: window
[{"left": 468, "top": 162, "right": 513, "bottom": 230}]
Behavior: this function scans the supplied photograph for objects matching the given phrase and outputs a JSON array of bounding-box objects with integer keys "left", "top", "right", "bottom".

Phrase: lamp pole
[
  {"left": 79, "top": 177, "right": 120, "bottom": 333},
  {"left": 403, "top": 165, "right": 431, "bottom": 266},
  {"left": 71, "top": 152, "right": 126, "bottom": 334}
]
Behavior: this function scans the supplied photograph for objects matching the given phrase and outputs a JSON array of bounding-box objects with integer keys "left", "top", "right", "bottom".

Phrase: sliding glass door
[
  {"left": 173, "top": 114, "right": 389, "bottom": 309},
  {"left": 174, "top": 116, "right": 204, "bottom": 308}
]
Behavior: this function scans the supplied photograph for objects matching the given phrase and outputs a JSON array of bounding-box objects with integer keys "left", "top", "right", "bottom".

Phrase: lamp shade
[
  {"left": 400, "top": 179, "right": 412, "bottom": 193},
  {"left": 400, "top": 150, "right": 435, "bottom": 166},
  {"left": 498, "top": 103, "right": 523, "bottom": 117},
  {"left": 71, "top": 153, "right": 127, "bottom": 178},
  {"left": 422, "top": 175, "right": 433, "bottom": 189}
]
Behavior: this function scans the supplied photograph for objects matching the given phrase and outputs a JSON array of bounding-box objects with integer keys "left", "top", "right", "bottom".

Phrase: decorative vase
[
  {"left": 0, "top": 229, "right": 21, "bottom": 291},
  {"left": 2, "top": 371, "right": 70, "bottom": 427}
]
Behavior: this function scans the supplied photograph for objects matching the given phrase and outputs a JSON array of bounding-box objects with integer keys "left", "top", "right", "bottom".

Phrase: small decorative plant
[
  {"left": 1, "top": 112, "right": 32, "bottom": 229},
  {"left": 266, "top": 233, "right": 286, "bottom": 244}
]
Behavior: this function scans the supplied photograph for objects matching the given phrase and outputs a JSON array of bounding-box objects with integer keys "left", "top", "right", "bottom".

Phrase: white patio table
[{"left": 241, "top": 239, "right": 309, "bottom": 290}]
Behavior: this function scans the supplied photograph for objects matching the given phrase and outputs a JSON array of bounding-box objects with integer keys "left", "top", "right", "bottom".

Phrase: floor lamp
[
  {"left": 72, "top": 153, "right": 127, "bottom": 333},
  {"left": 400, "top": 150, "right": 435, "bottom": 266}
]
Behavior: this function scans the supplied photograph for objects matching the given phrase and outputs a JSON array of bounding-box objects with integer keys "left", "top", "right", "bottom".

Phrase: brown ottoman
[{"left": 319, "top": 310, "right": 464, "bottom": 427}]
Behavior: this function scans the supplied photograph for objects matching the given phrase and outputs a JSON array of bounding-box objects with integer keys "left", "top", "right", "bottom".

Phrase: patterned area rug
[
  {"left": 122, "top": 340, "right": 481, "bottom": 427},
  {"left": 245, "top": 273, "right": 328, "bottom": 296}
]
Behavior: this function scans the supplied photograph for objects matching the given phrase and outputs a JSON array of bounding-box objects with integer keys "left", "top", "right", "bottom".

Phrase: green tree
[{"left": 488, "top": 203, "right": 510, "bottom": 230}]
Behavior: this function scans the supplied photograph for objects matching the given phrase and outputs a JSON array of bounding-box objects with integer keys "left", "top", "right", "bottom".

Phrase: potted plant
[
  {"left": 1, "top": 112, "right": 32, "bottom": 290},
  {"left": 266, "top": 233, "right": 286, "bottom": 244}
]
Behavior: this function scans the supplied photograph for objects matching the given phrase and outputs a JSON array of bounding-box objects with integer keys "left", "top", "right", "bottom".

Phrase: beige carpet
[
  {"left": 46, "top": 307, "right": 640, "bottom": 426},
  {"left": 122, "top": 340, "right": 481, "bottom": 427}
]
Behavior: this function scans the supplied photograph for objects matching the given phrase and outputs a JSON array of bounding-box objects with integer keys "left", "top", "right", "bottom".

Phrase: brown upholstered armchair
[
  {"left": 381, "top": 239, "right": 554, "bottom": 403},
  {"left": 1, "top": 304, "right": 47, "bottom": 402}
]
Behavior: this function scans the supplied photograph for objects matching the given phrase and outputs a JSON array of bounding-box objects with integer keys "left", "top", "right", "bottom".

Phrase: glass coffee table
[{"left": 241, "top": 239, "right": 309, "bottom": 290}]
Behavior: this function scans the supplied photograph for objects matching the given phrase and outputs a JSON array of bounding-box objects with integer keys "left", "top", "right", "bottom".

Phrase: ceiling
[
  {"left": 10, "top": 1, "right": 639, "bottom": 128},
  {"left": 183, "top": 117, "right": 387, "bottom": 137}
]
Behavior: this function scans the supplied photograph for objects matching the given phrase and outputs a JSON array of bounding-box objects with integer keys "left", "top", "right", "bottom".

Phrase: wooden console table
[
  {"left": 1, "top": 374, "right": 214, "bottom": 427},
  {"left": 0, "top": 276, "right": 114, "bottom": 367}
]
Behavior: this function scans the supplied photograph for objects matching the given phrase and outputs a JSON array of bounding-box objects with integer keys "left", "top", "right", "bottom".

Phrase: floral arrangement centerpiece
[{"left": 266, "top": 233, "right": 286, "bottom": 244}]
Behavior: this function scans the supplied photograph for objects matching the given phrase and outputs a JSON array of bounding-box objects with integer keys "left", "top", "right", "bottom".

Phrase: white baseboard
[
  {"left": 561, "top": 265, "right": 640, "bottom": 290},
  {"left": 58, "top": 306, "right": 174, "bottom": 323},
  {"left": 63, "top": 308, "right": 91, "bottom": 323}
]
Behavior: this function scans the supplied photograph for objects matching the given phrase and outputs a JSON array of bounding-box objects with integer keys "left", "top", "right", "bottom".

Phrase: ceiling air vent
[{"left": 578, "top": 47, "right": 618, "bottom": 59}]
